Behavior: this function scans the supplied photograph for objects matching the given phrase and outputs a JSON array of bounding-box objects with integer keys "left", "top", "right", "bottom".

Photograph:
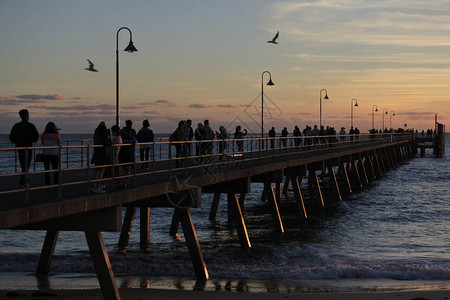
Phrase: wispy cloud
[
  {"left": 16, "top": 94, "right": 64, "bottom": 100},
  {"left": 217, "top": 104, "right": 240, "bottom": 109},
  {"left": 140, "top": 99, "right": 178, "bottom": 107},
  {"left": 189, "top": 104, "right": 212, "bottom": 109}
]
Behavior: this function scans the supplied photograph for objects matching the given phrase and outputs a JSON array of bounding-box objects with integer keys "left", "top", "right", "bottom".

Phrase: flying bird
[
  {"left": 85, "top": 59, "right": 98, "bottom": 72},
  {"left": 267, "top": 31, "right": 279, "bottom": 44}
]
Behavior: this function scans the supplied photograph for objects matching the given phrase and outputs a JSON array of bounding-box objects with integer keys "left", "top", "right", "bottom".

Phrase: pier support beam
[
  {"left": 118, "top": 207, "right": 136, "bottom": 251},
  {"left": 85, "top": 231, "right": 121, "bottom": 300},
  {"left": 140, "top": 207, "right": 150, "bottom": 251},
  {"left": 264, "top": 180, "right": 284, "bottom": 233},
  {"left": 177, "top": 208, "right": 209, "bottom": 280},
  {"left": 289, "top": 175, "right": 308, "bottom": 218},
  {"left": 37, "top": 230, "right": 59, "bottom": 275},
  {"left": 339, "top": 161, "right": 352, "bottom": 194},
  {"left": 227, "top": 193, "right": 251, "bottom": 249}
]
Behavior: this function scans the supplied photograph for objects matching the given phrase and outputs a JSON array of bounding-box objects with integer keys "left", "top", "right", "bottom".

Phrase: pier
[
  {"left": 414, "top": 121, "right": 445, "bottom": 157},
  {"left": 0, "top": 133, "right": 422, "bottom": 299}
]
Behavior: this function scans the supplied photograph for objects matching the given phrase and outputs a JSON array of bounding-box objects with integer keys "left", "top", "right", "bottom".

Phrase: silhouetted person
[
  {"left": 91, "top": 122, "right": 110, "bottom": 194},
  {"left": 184, "top": 119, "right": 194, "bottom": 156},
  {"left": 137, "top": 119, "right": 154, "bottom": 169},
  {"left": 293, "top": 125, "right": 302, "bottom": 147},
  {"left": 119, "top": 127, "right": 136, "bottom": 188},
  {"left": 269, "top": 127, "right": 276, "bottom": 148},
  {"left": 194, "top": 123, "right": 205, "bottom": 155},
  {"left": 41, "top": 122, "right": 61, "bottom": 186},
  {"left": 281, "top": 127, "right": 288, "bottom": 147},
  {"left": 234, "top": 126, "right": 247, "bottom": 152},
  {"left": 170, "top": 121, "right": 186, "bottom": 167},
  {"left": 217, "top": 126, "right": 229, "bottom": 153},
  {"left": 125, "top": 119, "right": 136, "bottom": 139},
  {"left": 203, "top": 120, "right": 214, "bottom": 154},
  {"left": 9, "top": 109, "right": 39, "bottom": 188}
]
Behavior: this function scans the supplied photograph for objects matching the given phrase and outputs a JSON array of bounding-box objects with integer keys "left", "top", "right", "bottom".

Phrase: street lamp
[
  {"left": 116, "top": 27, "right": 138, "bottom": 127},
  {"left": 390, "top": 111, "right": 395, "bottom": 130},
  {"left": 382, "top": 108, "right": 388, "bottom": 131},
  {"left": 261, "top": 71, "right": 274, "bottom": 140},
  {"left": 319, "top": 89, "right": 329, "bottom": 128},
  {"left": 371, "top": 105, "right": 378, "bottom": 130},
  {"left": 351, "top": 98, "right": 358, "bottom": 129}
]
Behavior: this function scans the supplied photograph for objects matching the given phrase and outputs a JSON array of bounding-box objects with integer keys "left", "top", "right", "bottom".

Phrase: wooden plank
[{"left": 19, "top": 207, "right": 122, "bottom": 232}]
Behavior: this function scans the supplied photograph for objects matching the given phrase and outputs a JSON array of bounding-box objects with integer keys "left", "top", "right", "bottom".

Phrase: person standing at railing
[
  {"left": 194, "top": 123, "right": 205, "bottom": 156},
  {"left": 354, "top": 127, "right": 360, "bottom": 140},
  {"left": 125, "top": 120, "right": 137, "bottom": 139},
  {"left": 9, "top": 109, "right": 39, "bottom": 188},
  {"left": 281, "top": 127, "right": 288, "bottom": 147},
  {"left": 216, "top": 126, "right": 229, "bottom": 153},
  {"left": 340, "top": 127, "right": 346, "bottom": 142},
  {"left": 184, "top": 119, "right": 194, "bottom": 156},
  {"left": 91, "top": 122, "right": 110, "bottom": 194},
  {"left": 169, "top": 121, "right": 186, "bottom": 167},
  {"left": 234, "top": 126, "right": 247, "bottom": 152},
  {"left": 293, "top": 125, "right": 302, "bottom": 147},
  {"left": 119, "top": 127, "right": 136, "bottom": 188},
  {"left": 110, "top": 125, "right": 122, "bottom": 184},
  {"left": 137, "top": 119, "right": 154, "bottom": 170},
  {"left": 40, "top": 122, "right": 61, "bottom": 186},
  {"left": 268, "top": 127, "right": 276, "bottom": 148},
  {"left": 203, "top": 120, "right": 214, "bottom": 154}
]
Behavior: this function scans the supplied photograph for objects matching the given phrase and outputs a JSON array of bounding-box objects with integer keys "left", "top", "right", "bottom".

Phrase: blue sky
[{"left": 1, "top": 0, "right": 449, "bottom": 134}]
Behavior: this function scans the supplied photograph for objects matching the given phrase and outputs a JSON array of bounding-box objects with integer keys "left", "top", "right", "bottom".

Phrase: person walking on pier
[
  {"left": 137, "top": 119, "right": 154, "bottom": 170},
  {"left": 9, "top": 109, "right": 39, "bottom": 188},
  {"left": 91, "top": 122, "right": 110, "bottom": 194},
  {"left": 40, "top": 122, "right": 61, "bottom": 186},
  {"left": 340, "top": 127, "right": 346, "bottom": 142}
]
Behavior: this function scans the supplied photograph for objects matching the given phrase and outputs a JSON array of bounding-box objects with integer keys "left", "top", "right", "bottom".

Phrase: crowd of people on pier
[{"left": 8, "top": 109, "right": 408, "bottom": 194}]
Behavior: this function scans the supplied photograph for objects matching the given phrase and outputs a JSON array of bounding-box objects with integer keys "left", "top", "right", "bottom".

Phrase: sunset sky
[{"left": 1, "top": 0, "right": 449, "bottom": 134}]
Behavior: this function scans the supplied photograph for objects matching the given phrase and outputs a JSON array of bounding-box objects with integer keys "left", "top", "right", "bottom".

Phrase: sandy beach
[{"left": 1, "top": 288, "right": 449, "bottom": 300}]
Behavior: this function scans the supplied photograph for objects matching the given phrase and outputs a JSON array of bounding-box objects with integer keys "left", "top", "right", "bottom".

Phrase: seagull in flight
[
  {"left": 85, "top": 59, "right": 98, "bottom": 72},
  {"left": 267, "top": 31, "right": 279, "bottom": 44}
]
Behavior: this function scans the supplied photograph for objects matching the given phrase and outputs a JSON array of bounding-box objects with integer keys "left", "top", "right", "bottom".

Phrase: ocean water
[{"left": 0, "top": 134, "right": 449, "bottom": 292}]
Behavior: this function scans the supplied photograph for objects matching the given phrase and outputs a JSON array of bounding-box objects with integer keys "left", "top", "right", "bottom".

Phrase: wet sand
[{"left": 1, "top": 288, "right": 449, "bottom": 300}]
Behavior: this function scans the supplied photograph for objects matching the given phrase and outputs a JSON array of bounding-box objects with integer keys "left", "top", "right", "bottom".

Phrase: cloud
[
  {"left": 189, "top": 104, "right": 212, "bottom": 109},
  {"left": 217, "top": 104, "right": 240, "bottom": 109},
  {"left": 16, "top": 94, "right": 64, "bottom": 101},
  {"left": 140, "top": 99, "right": 178, "bottom": 107}
]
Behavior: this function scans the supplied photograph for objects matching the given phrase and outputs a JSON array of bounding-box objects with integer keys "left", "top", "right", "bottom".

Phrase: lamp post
[
  {"left": 116, "top": 27, "right": 138, "bottom": 127},
  {"left": 261, "top": 71, "right": 274, "bottom": 141},
  {"left": 382, "top": 108, "right": 388, "bottom": 131},
  {"left": 390, "top": 111, "right": 395, "bottom": 130},
  {"left": 319, "top": 89, "right": 329, "bottom": 128},
  {"left": 351, "top": 98, "right": 358, "bottom": 129},
  {"left": 371, "top": 105, "right": 378, "bottom": 130}
]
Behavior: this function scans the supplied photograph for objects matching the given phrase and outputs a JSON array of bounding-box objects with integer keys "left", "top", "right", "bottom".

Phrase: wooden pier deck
[{"left": 0, "top": 133, "right": 417, "bottom": 299}]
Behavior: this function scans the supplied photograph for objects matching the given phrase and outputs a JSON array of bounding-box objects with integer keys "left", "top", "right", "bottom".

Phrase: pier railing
[{"left": 0, "top": 132, "right": 411, "bottom": 205}]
